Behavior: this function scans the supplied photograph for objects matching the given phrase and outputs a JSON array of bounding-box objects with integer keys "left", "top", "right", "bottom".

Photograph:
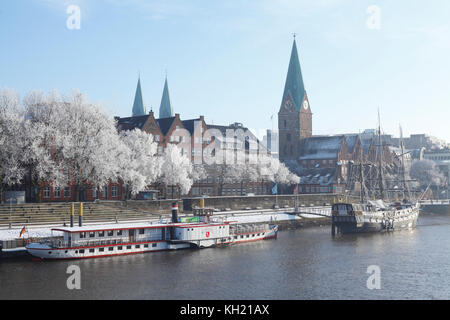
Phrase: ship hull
[
  {"left": 26, "top": 224, "right": 278, "bottom": 260},
  {"left": 332, "top": 205, "right": 419, "bottom": 234}
]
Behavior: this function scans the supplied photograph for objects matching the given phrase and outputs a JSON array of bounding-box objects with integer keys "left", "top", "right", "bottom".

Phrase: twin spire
[
  {"left": 131, "top": 75, "right": 174, "bottom": 118},
  {"left": 280, "top": 38, "right": 306, "bottom": 112}
]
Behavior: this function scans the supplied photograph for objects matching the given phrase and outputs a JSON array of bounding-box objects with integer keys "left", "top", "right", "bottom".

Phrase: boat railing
[
  {"left": 229, "top": 223, "right": 268, "bottom": 235},
  {"left": 51, "top": 235, "right": 164, "bottom": 248}
]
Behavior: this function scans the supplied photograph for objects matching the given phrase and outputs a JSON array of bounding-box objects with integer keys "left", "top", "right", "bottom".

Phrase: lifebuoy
[{"left": 206, "top": 231, "right": 210, "bottom": 238}]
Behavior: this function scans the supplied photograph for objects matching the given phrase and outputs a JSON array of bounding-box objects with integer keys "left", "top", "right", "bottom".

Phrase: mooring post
[
  {"left": 78, "top": 202, "right": 83, "bottom": 227},
  {"left": 331, "top": 222, "right": 336, "bottom": 236}
]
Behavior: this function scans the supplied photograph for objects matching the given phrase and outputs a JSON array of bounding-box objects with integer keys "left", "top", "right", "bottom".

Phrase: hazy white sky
[{"left": 1, "top": 0, "right": 449, "bottom": 142}]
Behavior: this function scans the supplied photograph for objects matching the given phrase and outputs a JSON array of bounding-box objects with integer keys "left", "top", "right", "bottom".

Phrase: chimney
[{"left": 171, "top": 202, "right": 179, "bottom": 223}]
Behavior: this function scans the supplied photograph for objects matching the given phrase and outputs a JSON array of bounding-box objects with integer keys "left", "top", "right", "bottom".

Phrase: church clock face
[
  {"left": 285, "top": 100, "right": 294, "bottom": 110},
  {"left": 303, "top": 100, "right": 309, "bottom": 110}
]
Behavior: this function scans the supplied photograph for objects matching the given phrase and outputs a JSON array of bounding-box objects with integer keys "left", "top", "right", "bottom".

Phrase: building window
[
  {"left": 102, "top": 186, "right": 108, "bottom": 199},
  {"left": 43, "top": 187, "right": 50, "bottom": 198},
  {"left": 64, "top": 186, "right": 71, "bottom": 198},
  {"left": 112, "top": 186, "right": 118, "bottom": 198},
  {"left": 92, "top": 188, "right": 98, "bottom": 199},
  {"left": 155, "top": 135, "right": 160, "bottom": 142},
  {"left": 54, "top": 187, "right": 61, "bottom": 198}
]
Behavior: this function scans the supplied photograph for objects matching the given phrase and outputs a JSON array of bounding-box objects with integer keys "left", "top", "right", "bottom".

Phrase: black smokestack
[{"left": 171, "top": 202, "right": 178, "bottom": 223}]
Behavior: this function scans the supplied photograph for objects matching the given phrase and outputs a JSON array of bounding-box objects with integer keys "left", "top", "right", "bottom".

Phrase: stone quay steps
[{"left": 0, "top": 202, "right": 157, "bottom": 227}]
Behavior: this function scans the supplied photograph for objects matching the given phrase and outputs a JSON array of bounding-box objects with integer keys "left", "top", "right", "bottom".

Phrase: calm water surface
[{"left": 1, "top": 214, "right": 450, "bottom": 299}]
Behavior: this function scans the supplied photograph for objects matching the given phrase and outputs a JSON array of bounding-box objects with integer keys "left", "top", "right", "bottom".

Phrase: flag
[
  {"left": 271, "top": 184, "right": 277, "bottom": 195},
  {"left": 19, "top": 226, "right": 26, "bottom": 238},
  {"left": 293, "top": 185, "right": 298, "bottom": 194}
]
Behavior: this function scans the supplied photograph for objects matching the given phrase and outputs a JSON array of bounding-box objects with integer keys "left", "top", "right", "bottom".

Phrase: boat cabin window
[
  {"left": 117, "top": 230, "right": 123, "bottom": 236},
  {"left": 89, "top": 232, "right": 95, "bottom": 238},
  {"left": 139, "top": 229, "right": 144, "bottom": 235},
  {"left": 107, "top": 230, "right": 113, "bottom": 237},
  {"left": 80, "top": 232, "right": 86, "bottom": 238},
  {"left": 98, "top": 231, "right": 105, "bottom": 237}
]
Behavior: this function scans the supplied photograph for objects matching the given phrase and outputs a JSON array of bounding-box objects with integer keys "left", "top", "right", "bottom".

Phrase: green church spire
[
  {"left": 281, "top": 38, "right": 306, "bottom": 112},
  {"left": 132, "top": 77, "right": 146, "bottom": 116},
  {"left": 159, "top": 77, "right": 173, "bottom": 118}
]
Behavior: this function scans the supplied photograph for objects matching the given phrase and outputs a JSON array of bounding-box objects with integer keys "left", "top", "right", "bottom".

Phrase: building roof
[
  {"left": 298, "top": 167, "right": 337, "bottom": 186},
  {"left": 182, "top": 118, "right": 203, "bottom": 135},
  {"left": 299, "top": 136, "right": 344, "bottom": 160},
  {"left": 159, "top": 77, "right": 174, "bottom": 118},
  {"left": 344, "top": 134, "right": 359, "bottom": 154},
  {"left": 280, "top": 39, "right": 306, "bottom": 112},
  {"left": 117, "top": 114, "right": 149, "bottom": 131},
  {"left": 156, "top": 116, "right": 176, "bottom": 135},
  {"left": 132, "top": 77, "right": 146, "bottom": 116}
]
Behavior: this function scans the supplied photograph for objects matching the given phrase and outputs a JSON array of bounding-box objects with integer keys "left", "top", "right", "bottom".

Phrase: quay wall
[
  {"left": 100, "top": 194, "right": 352, "bottom": 214},
  {"left": 182, "top": 194, "right": 355, "bottom": 212}
]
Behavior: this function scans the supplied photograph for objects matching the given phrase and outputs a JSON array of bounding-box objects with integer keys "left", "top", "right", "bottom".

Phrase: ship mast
[
  {"left": 399, "top": 125, "right": 411, "bottom": 200},
  {"left": 359, "top": 134, "right": 366, "bottom": 203},
  {"left": 377, "top": 109, "right": 385, "bottom": 200}
]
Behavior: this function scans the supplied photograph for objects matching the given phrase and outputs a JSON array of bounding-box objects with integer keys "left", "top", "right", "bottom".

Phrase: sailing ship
[{"left": 331, "top": 113, "right": 421, "bottom": 234}]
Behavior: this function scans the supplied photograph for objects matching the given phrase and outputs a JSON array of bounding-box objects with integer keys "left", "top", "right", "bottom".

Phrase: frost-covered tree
[
  {"left": 57, "top": 92, "right": 123, "bottom": 201},
  {"left": 410, "top": 159, "right": 445, "bottom": 189},
  {"left": 0, "top": 89, "right": 27, "bottom": 192},
  {"left": 118, "top": 129, "right": 162, "bottom": 198},
  {"left": 23, "top": 90, "right": 67, "bottom": 201},
  {"left": 159, "top": 144, "right": 193, "bottom": 199}
]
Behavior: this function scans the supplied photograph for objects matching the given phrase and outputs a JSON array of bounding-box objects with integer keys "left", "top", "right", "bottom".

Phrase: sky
[{"left": 1, "top": 0, "right": 450, "bottom": 142}]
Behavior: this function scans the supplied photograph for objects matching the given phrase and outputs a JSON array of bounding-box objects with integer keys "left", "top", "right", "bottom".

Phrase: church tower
[
  {"left": 159, "top": 77, "right": 174, "bottom": 118},
  {"left": 278, "top": 38, "right": 312, "bottom": 162},
  {"left": 132, "top": 77, "right": 146, "bottom": 116}
]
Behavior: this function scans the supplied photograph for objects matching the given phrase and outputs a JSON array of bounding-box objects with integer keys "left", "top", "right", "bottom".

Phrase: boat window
[
  {"left": 117, "top": 230, "right": 123, "bottom": 236},
  {"left": 107, "top": 230, "right": 113, "bottom": 237},
  {"left": 144, "top": 244, "right": 149, "bottom": 248},
  {"left": 89, "top": 248, "right": 95, "bottom": 253},
  {"left": 80, "top": 232, "right": 86, "bottom": 238},
  {"left": 79, "top": 249, "right": 85, "bottom": 254},
  {"left": 152, "top": 243, "right": 157, "bottom": 247},
  {"left": 118, "top": 246, "right": 123, "bottom": 250},
  {"left": 126, "top": 245, "right": 132, "bottom": 249},
  {"left": 89, "top": 232, "right": 95, "bottom": 238},
  {"left": 99, "top": 248, "right": 104, "bottom": 252},
  {"left": 135, "top": 245, "right": 140, "bottom": 249},
  {"left": 108, "top": 247, "right": 114, "bottom": 251},
  {"left": 139, "top": 229, "right": 145, "bottom": 235},
  {"left": 98, "top": 231, "right": 105, "bottom": 237}
]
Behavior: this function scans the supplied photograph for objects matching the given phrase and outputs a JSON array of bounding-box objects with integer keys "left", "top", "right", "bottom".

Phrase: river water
[{"left": 1, "top": 214, "right": 450, "bottom": 300}]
